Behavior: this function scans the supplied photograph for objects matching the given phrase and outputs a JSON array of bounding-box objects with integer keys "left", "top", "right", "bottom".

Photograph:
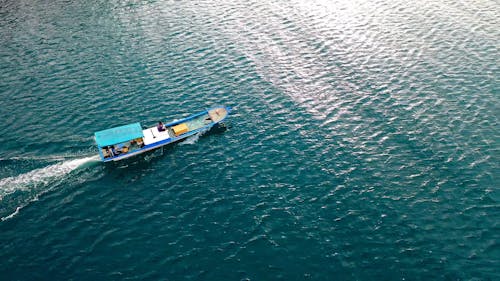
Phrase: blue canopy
[{"left": 94, "top": 122, "right": 143, "bottom": 147}]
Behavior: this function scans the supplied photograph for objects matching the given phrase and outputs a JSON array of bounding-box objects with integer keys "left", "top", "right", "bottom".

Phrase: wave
[
  {"left": 0, "top": 155, "right": 101, "bottom": 221},
  {"left": 179, "top": 128, "right": 210, "bottom": 146},
  {"left": 180, "top": 133, "right": 201, "bottom": 146}
]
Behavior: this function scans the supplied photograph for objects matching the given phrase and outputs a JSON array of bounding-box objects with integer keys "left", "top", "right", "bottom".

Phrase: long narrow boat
[{"left": 94, "top": 106, "right": 231, "bottom": 162}]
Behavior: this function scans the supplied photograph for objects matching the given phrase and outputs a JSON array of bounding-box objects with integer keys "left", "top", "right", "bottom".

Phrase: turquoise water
[{"left": 0, "top": 0, "right": 498, "bottom": 279}]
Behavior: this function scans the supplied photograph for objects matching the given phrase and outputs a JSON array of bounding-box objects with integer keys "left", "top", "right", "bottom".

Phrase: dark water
[{"left": 0, "top": 0, "right": 498, "bottom": 279}]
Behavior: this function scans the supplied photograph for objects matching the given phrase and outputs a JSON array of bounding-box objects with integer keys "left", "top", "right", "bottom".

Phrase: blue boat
[{"left": 94, "top": 106, "right": 231, "bottom": 162}]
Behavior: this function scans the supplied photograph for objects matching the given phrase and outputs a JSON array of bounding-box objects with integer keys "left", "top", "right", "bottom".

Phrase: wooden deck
[{"left": 208, "top": 107, "right": 228, "bottom": 123}]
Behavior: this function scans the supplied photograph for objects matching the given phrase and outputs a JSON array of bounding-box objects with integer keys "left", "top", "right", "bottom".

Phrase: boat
[{"left": 94, "top": 106, "right": 231, "bottom": 162}]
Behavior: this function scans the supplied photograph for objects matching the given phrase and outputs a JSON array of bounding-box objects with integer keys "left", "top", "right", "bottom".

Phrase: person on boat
[
  {"left": 157, "top": 121, "right": 166, "bottom": 132},
  {"left": 105, "top": 146, "right": 113, "bottom": 158},
  {"left": 111, "top": 146, "right": 120, "bottom": 156}
]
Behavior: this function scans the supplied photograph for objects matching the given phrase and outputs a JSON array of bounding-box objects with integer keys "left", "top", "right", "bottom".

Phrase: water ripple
[{"left": 0, "top": 0, "right": 498, "bottom": 280}]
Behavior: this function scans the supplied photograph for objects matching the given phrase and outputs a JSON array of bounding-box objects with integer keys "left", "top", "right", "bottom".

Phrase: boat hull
[{"left": 96, "top": 106, "right": 231, "bottom": 162}]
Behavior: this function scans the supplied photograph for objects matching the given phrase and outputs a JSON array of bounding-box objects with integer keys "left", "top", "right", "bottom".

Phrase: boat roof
[{"left": 94, "top": 122, "right": 143, "bottom": 147}]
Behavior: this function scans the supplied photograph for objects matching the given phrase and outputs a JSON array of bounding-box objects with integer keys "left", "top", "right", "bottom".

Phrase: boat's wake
[
  {"left": 180, "top": 133, "right": 201, "bottom": 145},
  {"left": 180, "top": 129, "right": 209, "bottom": 146},
  {"left": 179, "top": 124, "right": 228, "bottom": 147},
  {"left": 0, "top": 155, "right": 100, "bottom": 221}
]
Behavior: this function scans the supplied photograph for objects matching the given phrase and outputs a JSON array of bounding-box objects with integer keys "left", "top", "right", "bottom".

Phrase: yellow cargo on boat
[{"left": 172, "top": 123, "right": 189, "bottom": 136}]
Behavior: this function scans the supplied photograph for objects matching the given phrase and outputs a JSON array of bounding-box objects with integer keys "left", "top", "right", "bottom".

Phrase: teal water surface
[{"left": 0, "top": 0, "right": 499, "bottom": 280}]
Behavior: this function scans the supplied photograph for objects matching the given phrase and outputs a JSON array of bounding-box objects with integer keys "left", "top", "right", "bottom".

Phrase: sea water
[{"left": 0, "top": 0, "right": 498, "bottom": 279}]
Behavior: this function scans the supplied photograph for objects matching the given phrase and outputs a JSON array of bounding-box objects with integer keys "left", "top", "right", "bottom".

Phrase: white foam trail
[
  {"left": 2, "top": 206, "right": 20, "bottom": 221},
  {"left": 180, "top": 128, "right": 209, "bottom": 146},
  {"left": 0, "top": 155, "right": 99, "bottom": 221},
  {"left": 0, "top": 155, "right": 100, "bottom": 201},
  {"left": 180, "top": 133, "right": 201, "bottom": 145},
  {"left": 0, "top": 155, "right": 66, "bottom": 161}
]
